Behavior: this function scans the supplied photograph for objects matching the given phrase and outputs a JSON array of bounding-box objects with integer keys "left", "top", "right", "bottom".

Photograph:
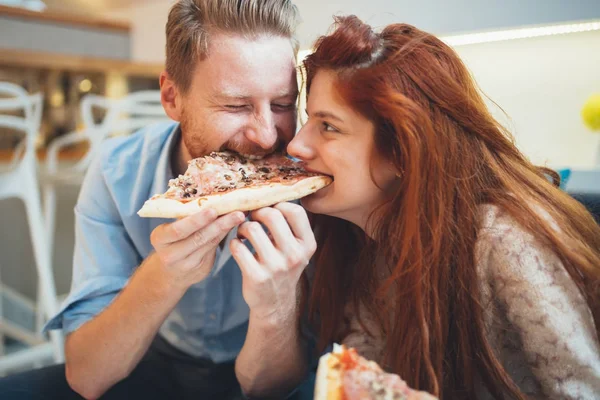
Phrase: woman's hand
[{"left": 230, "top": 202, "right": 316, "bottom": 322}]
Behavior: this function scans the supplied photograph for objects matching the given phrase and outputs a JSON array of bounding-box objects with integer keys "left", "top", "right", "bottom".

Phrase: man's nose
[{"left": 245, "top": 109, "right": 278, "bottom": 150}]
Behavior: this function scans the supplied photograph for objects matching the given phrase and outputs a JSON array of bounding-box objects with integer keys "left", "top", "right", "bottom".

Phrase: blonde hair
[{"left": 166, "top": 0, "right": 301, "bottom": 92}]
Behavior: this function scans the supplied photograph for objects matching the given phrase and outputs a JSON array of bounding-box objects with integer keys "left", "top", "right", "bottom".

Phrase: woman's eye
[
  {"left": 322, "top": 122, "right": 338, "bottom": 132},
  {"left": 225, "top": 105, "right": 248, "bottom": 110}
]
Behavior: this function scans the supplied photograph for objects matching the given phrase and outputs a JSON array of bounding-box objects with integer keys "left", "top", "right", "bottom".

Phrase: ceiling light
[
  {"left": 297, "top": 20, "right": 600, "bottom": 59},
  {"left": 442, "top": 20, "right": 600, "bottom": 46}
]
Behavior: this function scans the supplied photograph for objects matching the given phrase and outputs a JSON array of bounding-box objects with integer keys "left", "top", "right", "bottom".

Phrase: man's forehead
[
  {"left": 189, "top": 33, "right": 298, "bottom": 98},
  {"left": 201, "top": 34, "right": 296, "bottom": 72},
  {"left": 208, "top": 32, "right": 294, "bottom": 53}
]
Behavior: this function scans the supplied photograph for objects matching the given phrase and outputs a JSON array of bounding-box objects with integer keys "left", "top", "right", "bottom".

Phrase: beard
[
  {"left": 179, "top": 106, "right": 283, "bottom": 159},
  {"left": 179, "top": 108, "right": 212, "bottom": 159}
]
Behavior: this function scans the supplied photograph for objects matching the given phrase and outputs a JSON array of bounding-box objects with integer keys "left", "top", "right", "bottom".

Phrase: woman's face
[{"left": 287, "top": 70, "right": 398, "bottom": 232}]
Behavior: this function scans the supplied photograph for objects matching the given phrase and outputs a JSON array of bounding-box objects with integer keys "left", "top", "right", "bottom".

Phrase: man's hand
[
  {"left": 65, "top": 207, "right": 244, "bottom": 399},
  {"left": 150, "top": 208, "right": 246, "bottom": 289},
  {"left": 230, "top": 202, "right": 316, "bottom": 322}
]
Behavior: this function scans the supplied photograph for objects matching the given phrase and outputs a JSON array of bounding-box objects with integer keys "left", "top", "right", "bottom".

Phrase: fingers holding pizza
[
  {"left": 150, "top": 208, "right": 245, "bottom": 288},
  {"left": 230, "top": 202, "right": 316, "bottom": 321},
  {"left": 248, "top": 203, "right": 316, "bottom": 260}
]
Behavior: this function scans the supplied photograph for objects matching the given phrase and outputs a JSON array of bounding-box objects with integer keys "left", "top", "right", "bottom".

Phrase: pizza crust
[
  {"left": 138, "top": 175, "right": 331, "bottom": 218},
  {"left": 314, "top": 344, "right": 344, "bottom": 400}
]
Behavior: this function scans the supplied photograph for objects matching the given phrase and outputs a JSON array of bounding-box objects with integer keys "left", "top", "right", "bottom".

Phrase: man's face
[{"left": 162, "top": 33, "right": 298, "bottom": 159}]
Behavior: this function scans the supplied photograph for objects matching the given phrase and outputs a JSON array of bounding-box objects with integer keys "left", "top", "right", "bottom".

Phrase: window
[{"left": 0, "top": 0, "right": 47, "bottom": 12}]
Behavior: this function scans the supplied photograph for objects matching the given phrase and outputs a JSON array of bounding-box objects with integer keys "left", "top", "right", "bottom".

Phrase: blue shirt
[{"left": 44, "top": 121, "right": 250, "bottom": 363}]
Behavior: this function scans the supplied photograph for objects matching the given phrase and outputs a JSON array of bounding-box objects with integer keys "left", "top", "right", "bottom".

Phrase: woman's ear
[{"left": 389, "top": 161, "right": 401, "bottom": 178}]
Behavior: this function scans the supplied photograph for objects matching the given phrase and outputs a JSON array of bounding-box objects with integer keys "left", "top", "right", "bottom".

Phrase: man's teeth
[{"left": 240, "top": 153, "right": 265, "bottom": 160}]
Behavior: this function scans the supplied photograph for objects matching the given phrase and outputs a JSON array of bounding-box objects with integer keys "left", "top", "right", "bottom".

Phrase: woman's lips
[{"left": 302, "top": 165, "right": 332, "bottom": 177}]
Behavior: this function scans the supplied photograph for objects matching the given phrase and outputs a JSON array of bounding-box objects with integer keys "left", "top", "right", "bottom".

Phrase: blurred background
[{"left": 0, "top": 0, "right": 599, "bottom": 376}]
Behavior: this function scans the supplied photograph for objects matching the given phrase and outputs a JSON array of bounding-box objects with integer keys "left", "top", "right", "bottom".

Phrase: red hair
[{"left": 301, "top": 15, "right": 600, "bottom": 399}]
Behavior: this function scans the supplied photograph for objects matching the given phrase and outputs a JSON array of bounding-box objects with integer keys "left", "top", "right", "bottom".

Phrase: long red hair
[{"left": 301, "top": 15, "right": 600, "bottom": 399}]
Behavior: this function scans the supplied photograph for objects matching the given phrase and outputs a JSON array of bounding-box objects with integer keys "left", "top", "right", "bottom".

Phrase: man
[{"left": 0, "top": 1, "right": 314, "bottom": 398}]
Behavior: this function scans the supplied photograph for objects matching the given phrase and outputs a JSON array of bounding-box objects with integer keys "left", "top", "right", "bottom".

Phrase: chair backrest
[
  {"left": 81, "top": 90, "right": 168, "bottom": 145},
  {"left": 570, "top": 192, "right": 600, "bottom": 225},
  {"left": 0, "top": 82, "right": 43, "bottom": 168}
]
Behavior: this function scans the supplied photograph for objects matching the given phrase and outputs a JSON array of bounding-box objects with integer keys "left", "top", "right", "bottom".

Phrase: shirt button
[{"left": 209, "top": 313, "right": 217, "bottom": 320}]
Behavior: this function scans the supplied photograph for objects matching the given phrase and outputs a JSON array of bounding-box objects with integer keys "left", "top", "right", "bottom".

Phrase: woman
[{"left": 232, "top": 16, "right": 600, "bottom": 399}]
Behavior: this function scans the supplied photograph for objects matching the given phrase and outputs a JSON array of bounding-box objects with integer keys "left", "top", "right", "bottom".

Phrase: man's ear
[{"left": 160, "top": 71, "right": 182, "bottom": 122}]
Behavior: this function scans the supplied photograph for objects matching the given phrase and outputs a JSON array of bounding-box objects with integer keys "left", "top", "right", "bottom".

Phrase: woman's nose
[{"left": 287, "top": 125, "right": 314, "bottom": 160}]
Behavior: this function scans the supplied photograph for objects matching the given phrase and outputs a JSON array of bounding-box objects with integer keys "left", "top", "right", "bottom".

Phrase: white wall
[
  {"left": 454, "top": 30, "right": 600, "bottom": 168},
  {"left": 103, "top": 1, "right": 173, "bottom": 64},
  {"left": 293, "top": 0, "right": 600, "bottom": 49},
  {"left": 127, "top": 1, "right": 172, "bottom": 64}
]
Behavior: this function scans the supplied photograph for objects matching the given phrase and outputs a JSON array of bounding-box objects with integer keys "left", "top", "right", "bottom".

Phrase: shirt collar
[
  {"left": 150, "top": 123, "right": 181, "bottom": 197},
  {"left": 145, "top": 124, "right": 181, "bottom": 234}
]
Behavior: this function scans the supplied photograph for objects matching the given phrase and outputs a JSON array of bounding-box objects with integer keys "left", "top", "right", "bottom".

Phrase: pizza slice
[
  {"left": 137, "top": 151, "right": 332, "bottom": 218},
  {"left": 315, "top": 344, "right": 438, "bottom": 400}
]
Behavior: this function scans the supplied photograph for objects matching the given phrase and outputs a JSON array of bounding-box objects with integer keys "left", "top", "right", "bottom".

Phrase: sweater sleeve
[{"left": 481, "top": 209, "right": 600, "bottom": 399}]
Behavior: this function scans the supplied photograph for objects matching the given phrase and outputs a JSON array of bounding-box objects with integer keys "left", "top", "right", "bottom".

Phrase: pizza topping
[
  {"left": 340, "top": 348, "right": 360, "bottom": 371},
  {"left": 343, "top": 369, "right": 411, "bottom": 400},
  {"left": 334, "top": 346, "right": 435, "bottom": 400},
  {"left": 163, "top": 150, "right": 328, "bottom": 200}
]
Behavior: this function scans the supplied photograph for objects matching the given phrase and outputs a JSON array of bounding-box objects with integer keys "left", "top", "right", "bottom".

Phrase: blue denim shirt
[{"left": 44, "top": 121, "right": 249, "bottom": 363}]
